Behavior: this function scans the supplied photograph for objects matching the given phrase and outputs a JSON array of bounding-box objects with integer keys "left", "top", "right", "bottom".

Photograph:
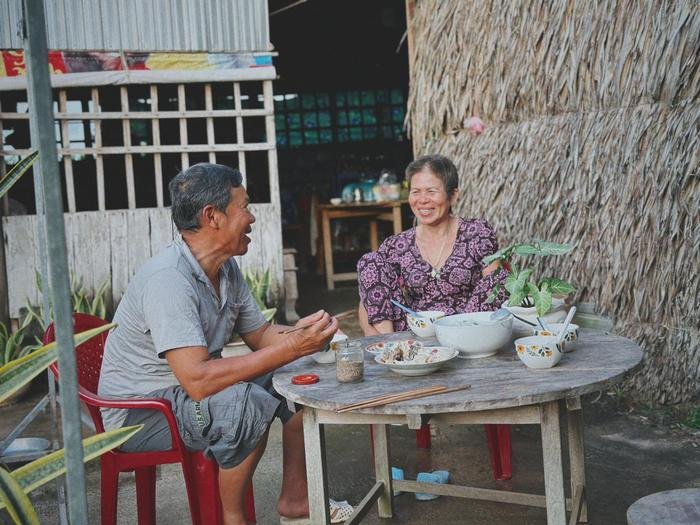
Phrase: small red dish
[{"left": 291, "top": 374, "right": 320, "bottom": 385}]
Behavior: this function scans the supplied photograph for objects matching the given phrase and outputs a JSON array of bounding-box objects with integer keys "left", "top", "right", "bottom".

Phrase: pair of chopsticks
[
  {"left": 336, "top": 384, "right": 471, "bottom": 413},
  {"left": 278, "top": 309, "right": 357, "bottom": 334}
]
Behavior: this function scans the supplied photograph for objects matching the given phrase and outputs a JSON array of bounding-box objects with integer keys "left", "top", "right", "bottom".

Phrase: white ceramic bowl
[
  {"left": 406, "top": 310, "right": 445, "bottom": 338},
  {"left": 311, "top": 333, "right": 349, "bottom": 364},
  {"left": 434, "top": 312, "right": 513, "bottom": 358},
  {"left": 514, "top": 335, "right": 564, "bottom": 369},
  {"left": 375, "top": 345, "right": 458, "bottom": 376},
  {"left": 533, "top": 323, "right": 579, "bottom": 352},
  {"left": 329, "top": 198, "right": 342, "bottom": 205}
]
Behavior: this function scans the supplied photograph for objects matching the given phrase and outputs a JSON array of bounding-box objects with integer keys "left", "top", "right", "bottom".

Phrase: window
[{"left": 274, "top": 89, "right": 406, "bottom": 148}]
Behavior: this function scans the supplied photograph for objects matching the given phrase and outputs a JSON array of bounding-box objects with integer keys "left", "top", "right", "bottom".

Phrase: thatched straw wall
[{"left": 406, "top": 0, "right": 699, "bottom": 404}]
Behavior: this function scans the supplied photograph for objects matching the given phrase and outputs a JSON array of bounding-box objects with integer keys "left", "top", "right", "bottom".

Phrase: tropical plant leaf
[
  {"left": 0, "top": 468, "right": 40, "bottom": 525},
  {"left": 482, "top": 245, "right": 513, "bottom": 265},
  {"left": 1, "top": 426, "right": 142, "bottom": 503},
  {"left": 531, "top": 284, "right": 553, "bottom": 317},
  {"left": 261, "top": 307, "right": 277, "bottom": 323},
  {"left": 512, "top": 243, "right": 541, "bottom": 256},
  {"left": 0, "top": 323, "right": 115, "bottom": 403},
  {"left": 531, "top": 241, "right": 574, "bottom": 256},
  {"left": 538, "top": 277, "right": 576, "bottom": 296},
  {"left": 0, "top": 151, "right": 38, "bottom": 200},
  {"left": 507, "top": 289, "right": 527, "bottom": 307}
]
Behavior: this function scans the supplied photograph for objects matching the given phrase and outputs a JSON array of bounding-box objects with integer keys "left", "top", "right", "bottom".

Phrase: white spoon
[{"left": 557, "top": 306, "right": 577, "bottom": 345}]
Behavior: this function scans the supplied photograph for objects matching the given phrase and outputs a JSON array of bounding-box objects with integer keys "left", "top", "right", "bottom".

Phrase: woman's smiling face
[{"left": 408, "top": 169, "right": 458, "bottom": 226}]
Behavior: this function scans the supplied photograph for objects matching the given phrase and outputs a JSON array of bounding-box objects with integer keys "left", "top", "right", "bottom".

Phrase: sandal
[{"left": 279, "top": 498, "right": 354, "bottom": 524}]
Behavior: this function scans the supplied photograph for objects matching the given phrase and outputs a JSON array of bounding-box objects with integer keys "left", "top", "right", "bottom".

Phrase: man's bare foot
[{"left": 277, "top": 497, "right": 309, "bottom": 519}]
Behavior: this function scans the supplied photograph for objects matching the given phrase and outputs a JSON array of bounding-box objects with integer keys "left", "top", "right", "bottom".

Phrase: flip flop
[
  {"left": 279, "top": 499, "right": 354, "bottom": 524},
  {"left": 415, "top": 470, "right": 450, "bottom": 501}
]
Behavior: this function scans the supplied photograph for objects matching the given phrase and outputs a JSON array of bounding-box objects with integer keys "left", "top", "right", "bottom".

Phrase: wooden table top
[
  {"left": 317, "top": 200, "right": 407, "bottom": 210},
  {"left": 273, "top": 329, "right": 643, "bottom": 415}
]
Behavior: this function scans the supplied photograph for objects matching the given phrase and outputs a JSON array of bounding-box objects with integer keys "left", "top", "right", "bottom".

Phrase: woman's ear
[{"left": 450, "top": 189, "right": 460, "bottom": 208}]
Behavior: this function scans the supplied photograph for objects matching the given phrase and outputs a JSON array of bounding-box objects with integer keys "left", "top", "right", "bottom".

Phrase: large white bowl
[
  {"left": 434, "top": 312, "right": 513, "bottom": 358},
  {"left": 375, "top": 346, "right": 458, "bottom": 376},
  {"left": 406, "top": 310, "right": 445, "bottom": 338}
]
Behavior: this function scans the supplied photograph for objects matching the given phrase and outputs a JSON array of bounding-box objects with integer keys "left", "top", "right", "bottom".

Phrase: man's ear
[{"left": 200, "top": 204, "right": 218, "bottom": 228}]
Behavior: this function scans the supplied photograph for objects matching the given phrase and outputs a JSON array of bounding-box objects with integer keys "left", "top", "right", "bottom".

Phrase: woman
[{"left": 358, "top": 154, "right": 507, "bottom": 335}]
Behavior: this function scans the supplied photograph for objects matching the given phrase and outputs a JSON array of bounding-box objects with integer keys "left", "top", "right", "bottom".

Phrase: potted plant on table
[{"left": 484, "top": 240, "right": 576, "bottom": 334}]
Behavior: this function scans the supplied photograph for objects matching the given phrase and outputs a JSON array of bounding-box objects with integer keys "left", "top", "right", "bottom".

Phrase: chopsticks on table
[
  {"left": 336, "top": 384, "right": 471, "bottom": 413},
  {"left": 278, "top": 309, "right": 357, "bottom": 334}
]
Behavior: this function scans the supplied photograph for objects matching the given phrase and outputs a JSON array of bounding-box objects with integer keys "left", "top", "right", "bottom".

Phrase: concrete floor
[{"left": 2, "top": 275, "right": 699, "bottom": 524}]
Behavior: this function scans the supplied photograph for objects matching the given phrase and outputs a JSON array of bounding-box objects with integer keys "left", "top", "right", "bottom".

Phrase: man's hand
[{"left": 283, "top": 309, "right": 338, "bottom": 358}]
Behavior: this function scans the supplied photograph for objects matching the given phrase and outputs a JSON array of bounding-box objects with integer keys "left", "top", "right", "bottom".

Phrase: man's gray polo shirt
[{"left": 98, "top": 237, "right": 266, "bottom": 430}]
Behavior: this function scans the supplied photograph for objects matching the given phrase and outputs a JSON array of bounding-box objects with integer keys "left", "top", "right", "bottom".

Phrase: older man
[{"left": 99, "top": 163, "right": 337, "bottom": 524}]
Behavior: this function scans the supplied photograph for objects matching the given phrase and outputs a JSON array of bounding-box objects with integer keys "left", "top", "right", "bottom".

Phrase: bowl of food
[
  {"left": 532, "top": 323, "right": 579, "bottom": 352},
  {"left": 365, "top": 339, "right": 422, "bottom": 356},
  {"left": 514, "top": 335, "right": 564, "bottom": 369},
  {"left": 311, "top": 333, "right": 349, "bottom": 364},
  {"left": 406, "top": 310, "right": 445, "bottom": 338},
  {"left": 434, "top": 312, "right": 513, "bottom": 358},
  {"left": 375, "top": 343, "right": 458, "bottom": 376}
]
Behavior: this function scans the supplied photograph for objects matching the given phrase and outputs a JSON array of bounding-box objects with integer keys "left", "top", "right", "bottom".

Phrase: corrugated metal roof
[{"left": 0, "top": 0, "right": 269, "bottom": 52}]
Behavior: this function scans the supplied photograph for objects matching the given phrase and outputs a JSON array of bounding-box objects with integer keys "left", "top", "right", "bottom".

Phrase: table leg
[
  {"left": 392, "top": 205, "right": 402, "bottom": 234},
  {"left": 303, "top": 408, "right": 330, "bottom": 524},
  {"left": 371, "top": 424, "right": 393, "bottom": 518},
  {"left": 321, "top": 210, "right": 334, "bottom": 290},
  {"left": 567, "top": 397, "right": 588, "bottom": 523},
  {"left": 540, "top": 400, "right": 566, "bottom": 525},
  {"left": 369, "top": 220, "right": 379, "bottom": 251}
]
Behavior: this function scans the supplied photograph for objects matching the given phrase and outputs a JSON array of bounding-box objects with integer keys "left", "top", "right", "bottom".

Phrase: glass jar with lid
[{"left": 336, "top": 340, "right": 364, "bottom": 383}]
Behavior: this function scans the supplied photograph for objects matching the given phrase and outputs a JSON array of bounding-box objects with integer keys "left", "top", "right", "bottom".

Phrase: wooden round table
[
  {"left": 627, "top": 488, "right": 700, "bottom": 525},
  {"left": 274, "top": 329, "right": 642, "bottom": 525}
]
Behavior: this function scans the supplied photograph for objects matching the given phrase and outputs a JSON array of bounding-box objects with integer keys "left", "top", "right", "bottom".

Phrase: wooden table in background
[
  {"left": 317, "top": 200, "right": 407, "bottom": 290},
  {"left": 274, "top": 329, "right": 643, "bottom": 524}
]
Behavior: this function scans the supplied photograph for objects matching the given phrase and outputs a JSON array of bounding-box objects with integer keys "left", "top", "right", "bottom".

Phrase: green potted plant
[{"left": 484, "top": 241, "right": 576, "bottom": 331}]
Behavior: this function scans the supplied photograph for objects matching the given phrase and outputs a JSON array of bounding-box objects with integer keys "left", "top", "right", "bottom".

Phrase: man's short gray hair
[{"left": 169, "top": 163, "right": 243, "bottom": 231}]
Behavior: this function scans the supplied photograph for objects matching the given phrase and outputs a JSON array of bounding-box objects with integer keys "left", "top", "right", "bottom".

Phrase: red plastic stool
[{"left": 415, "top": 423, "right": 512, "bottom": 480}]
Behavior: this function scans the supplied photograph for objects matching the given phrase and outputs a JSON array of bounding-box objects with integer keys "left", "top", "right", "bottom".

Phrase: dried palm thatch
[{"left": 406, "top": 0, "right": 700, "bottom": 403}]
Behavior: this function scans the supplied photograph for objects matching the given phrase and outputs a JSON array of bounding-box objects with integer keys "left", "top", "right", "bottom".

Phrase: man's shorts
[{"left": 120, "top": 372, "right": 294, "bottom": 469}]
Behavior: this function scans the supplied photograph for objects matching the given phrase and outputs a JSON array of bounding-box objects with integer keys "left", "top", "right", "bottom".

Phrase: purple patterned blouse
[{"left": 357, "top": 217, "right": 508, "bottom": 331}]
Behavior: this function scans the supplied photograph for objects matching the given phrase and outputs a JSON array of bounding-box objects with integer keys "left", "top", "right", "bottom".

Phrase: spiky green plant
[
  {"left": 0, "top": 315, "right": 42, "bottom": 367},
  {"left": 483, "top": 240, "right": 576, "bottom": 317},
  {"left": 0, "top": 425, "right": 141, "bottom": 524},
  {"left": 0, "top": 323, "right": 142, "bottom": 525},
  {"left": 24, "top": 272, "right": 110, "bottom": 333},
  {"left": 0, "top": 323, "right": 115, "bottom": 403},
  {"left": 0, "top": 151, "right": 38, "bottom": 200},
  {"left": 243, "top": 269, "right": 276, "bottom": 323}
]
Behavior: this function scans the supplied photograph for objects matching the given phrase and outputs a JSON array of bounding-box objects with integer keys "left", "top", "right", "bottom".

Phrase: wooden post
[
  {"left": 322, "top": 209, "right": 334, "bottom": 290},
  {"left": 405, "top": 0, "right": 418, "bottom": 157},
  {"left": 91, "top": 88, "right": 106, "bottom": 211},
  {"left": 302, "top": 408, "right": 331, "bottom": 524},
  {"left": 540, "top": 400, "right": 566, "bottom": 525},
  {"left": 58, "top": 90, "right": 76, "bottom": 213},
  {"left": 371, "top": 424, "right": 394, "bottom": 518},
  {"left": 567, "top": 397, "right": 588, "bottom": 522},
  {"left": 178, "top": 84, "right": 189, "bottom": 170},
  {"left": 120, "top": 86, "right": 136, "bottom": 209},
  {"left": 150, "top": 85, "right": 164, "bottom": 208}
]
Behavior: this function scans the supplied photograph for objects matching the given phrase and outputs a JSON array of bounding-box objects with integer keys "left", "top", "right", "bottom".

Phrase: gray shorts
[{"left": 120, "top": 372, "right": 294, "bottom": 469}]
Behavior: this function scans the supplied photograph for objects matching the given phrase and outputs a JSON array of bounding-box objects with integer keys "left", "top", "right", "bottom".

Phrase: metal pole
[{"left": 22, "top": 0, "right": 89, "bottom": 523}]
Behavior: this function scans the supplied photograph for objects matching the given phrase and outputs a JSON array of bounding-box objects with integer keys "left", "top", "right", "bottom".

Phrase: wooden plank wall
[{"left": 2, "top": 204, "right": 283, "bottom": 318}]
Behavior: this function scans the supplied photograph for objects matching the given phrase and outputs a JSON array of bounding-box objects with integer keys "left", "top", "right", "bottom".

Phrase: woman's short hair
[
  {"left": 169, "top": 163, "right": 243, "bottom": 231},
  {"left": 405, "top": 154, "right": 459, "bottom": 196}
]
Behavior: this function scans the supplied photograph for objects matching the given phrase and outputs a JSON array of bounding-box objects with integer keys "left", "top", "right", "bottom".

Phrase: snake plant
[
  {"left": 0, "top": 323, "right": 115, "bottom": 404},
  {"left": 243, "top": 268, "right": 277, "bottom": 323},
  {"left": 0, "top": 151, "right": 38, "bottom": 200},
  {"left": 0, "top": 323, "right": 144, "bottom": 525}
]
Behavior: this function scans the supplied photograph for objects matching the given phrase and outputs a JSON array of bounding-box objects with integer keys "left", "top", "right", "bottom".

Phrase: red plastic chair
[
  {"left": 415, "top": 423, "right": 512, "bottom": 480},
  {"left": 45, "top": 313, "right": 256, "bottom": 524}
]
